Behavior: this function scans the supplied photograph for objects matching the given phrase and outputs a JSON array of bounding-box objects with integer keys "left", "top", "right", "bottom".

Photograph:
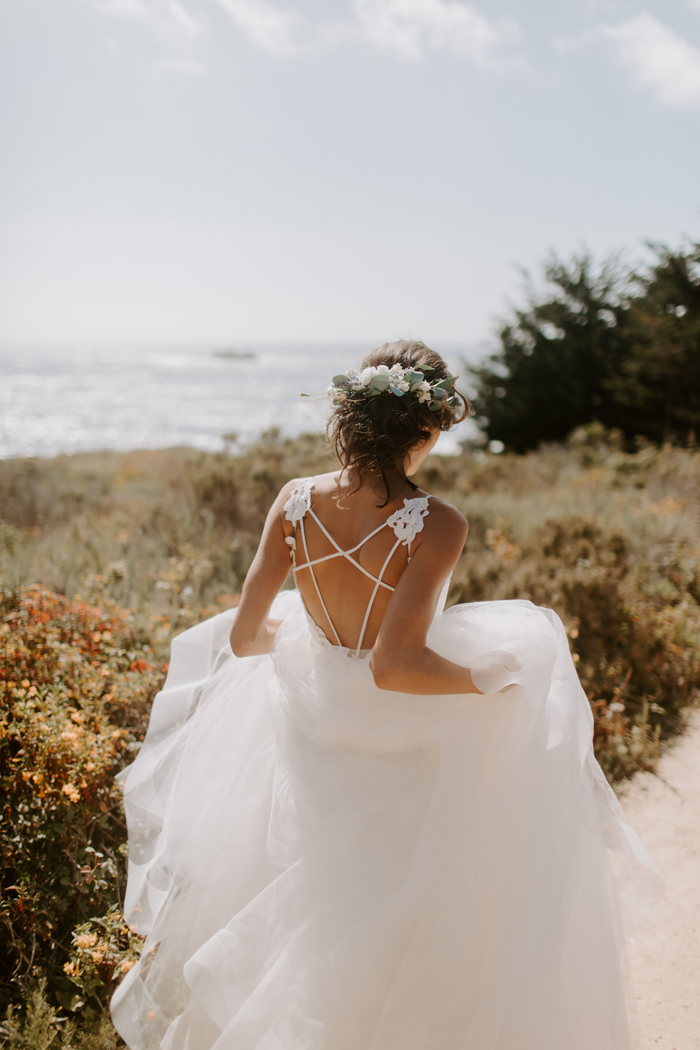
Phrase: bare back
[
  {"left": 230, "top": 466, "right": 473, "bottom": 697},
  {"left": 284, "top": 472, "right": 430, "bottom": 652}
]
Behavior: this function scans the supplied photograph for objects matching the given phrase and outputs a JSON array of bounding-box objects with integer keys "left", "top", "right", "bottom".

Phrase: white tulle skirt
[{"left": 111, "top": 591, "right": 662, "bottom": 1050}]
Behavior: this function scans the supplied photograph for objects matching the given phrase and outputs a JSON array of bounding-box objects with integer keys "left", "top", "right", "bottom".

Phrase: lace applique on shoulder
[
  {"left": 283, "top": 477, "right": 314, "bottom": 525},
  {"left": 386, "top": 496, "right": 430, "bottom": 546}
]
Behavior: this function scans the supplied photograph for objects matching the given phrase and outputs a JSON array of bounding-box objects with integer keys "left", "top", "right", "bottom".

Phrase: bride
[{"left": 111, "top": 341, "right": 661, "bottom": 1049}]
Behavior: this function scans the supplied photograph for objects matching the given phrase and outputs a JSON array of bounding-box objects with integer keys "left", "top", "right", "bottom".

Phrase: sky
[{"left": 1, "top": 0, "right": 699, "bottom": 350}]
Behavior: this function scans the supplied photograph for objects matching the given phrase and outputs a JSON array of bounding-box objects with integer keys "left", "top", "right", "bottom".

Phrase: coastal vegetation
[
  {"left": 2, "top": 428, "right": 699, "bottom": 1039},
  {"left": 2, "top": 355, "right": 700, "bottom": 1042},
  {"left": 469, "top": 241, "right": 700, "bottom": 451}
]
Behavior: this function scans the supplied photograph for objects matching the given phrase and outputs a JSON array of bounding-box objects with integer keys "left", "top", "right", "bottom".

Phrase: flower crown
[{"left": 328, "top": 364, "right": 461, "bottom": 413}]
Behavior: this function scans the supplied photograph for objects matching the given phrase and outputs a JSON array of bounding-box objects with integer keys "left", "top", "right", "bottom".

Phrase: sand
[{"left": 619, "top": 710, "right": 700, "bottom": 1050}]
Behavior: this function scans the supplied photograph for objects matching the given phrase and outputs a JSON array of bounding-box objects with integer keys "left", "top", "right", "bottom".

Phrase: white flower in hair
[{"left": 323, "top": 361, "right": 462, "bottom": 412}]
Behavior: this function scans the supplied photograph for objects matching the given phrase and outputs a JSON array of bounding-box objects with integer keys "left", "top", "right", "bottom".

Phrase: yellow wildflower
[{"left": 74, "top": 933, "right": 98, "bottom": 949}]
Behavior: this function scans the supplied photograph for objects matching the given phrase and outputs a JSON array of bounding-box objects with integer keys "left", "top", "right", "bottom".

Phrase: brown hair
[{"left": 327, "top": 340, "right": 470, "bottom": 504}]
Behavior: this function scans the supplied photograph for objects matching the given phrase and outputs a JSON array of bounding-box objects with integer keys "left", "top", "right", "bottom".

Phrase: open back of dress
[{"left": 284, "top": 477, "right": 430, "bottom": 654}]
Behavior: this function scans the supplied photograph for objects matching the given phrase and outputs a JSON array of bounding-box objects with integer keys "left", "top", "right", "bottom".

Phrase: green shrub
[
  {"left": 63, "top": 907, "right": 142, "bottom": 1015},
  {"left": 0, "top": 588, "right": 159, "bottom": 1017},
  {"left": 0, "top": 981, "right": 121, "bottom": 1049},
  {"left": 1, "top": 430, "right": 699, "bottom": 1040}
]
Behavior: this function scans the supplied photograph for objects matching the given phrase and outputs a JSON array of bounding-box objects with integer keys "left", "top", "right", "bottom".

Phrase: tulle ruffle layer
[{"left": 111, "top": 592, "right": 661, "bottom": 1050}]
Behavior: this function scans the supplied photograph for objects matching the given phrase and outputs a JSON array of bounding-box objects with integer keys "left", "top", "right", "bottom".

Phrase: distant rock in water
[{"left": 212, "top": 349, "right": 256, "bottom": 360}]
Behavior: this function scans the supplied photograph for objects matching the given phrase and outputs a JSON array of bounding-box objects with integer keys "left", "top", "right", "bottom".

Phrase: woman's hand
[
  {"left": 231, "top": 617, "right": 283, "bottom": 658},
  {"left": 370, "top": 646, "right": 482, "bottom": 695}
]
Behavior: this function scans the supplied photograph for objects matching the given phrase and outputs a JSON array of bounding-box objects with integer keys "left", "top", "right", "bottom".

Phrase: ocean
[{"left": 0, "top": 343, "right": 479, "bottom": 459}]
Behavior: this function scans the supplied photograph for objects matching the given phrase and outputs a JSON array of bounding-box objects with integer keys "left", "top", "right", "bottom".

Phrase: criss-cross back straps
[
  {"left": 283, "top": 478, "right": 430, "bottom": 654},
  {"left": 354, "top": 535, "right": 403, "bottom": 654},
  {"left": 297, "top": 516, "right": 342, "bottom": 647},
  {"left": 300, "top": 510, "right": 396, "bottom": 591}
]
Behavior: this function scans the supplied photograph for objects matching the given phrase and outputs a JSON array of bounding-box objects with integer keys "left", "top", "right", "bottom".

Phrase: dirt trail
[{"left": 619, "top": 710, "right": 700, "bottom": 1049}]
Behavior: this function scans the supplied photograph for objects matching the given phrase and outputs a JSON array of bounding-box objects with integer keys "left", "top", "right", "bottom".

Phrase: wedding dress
[{"left": 111, "top": 478, "right": 662, "bottom": 1050}]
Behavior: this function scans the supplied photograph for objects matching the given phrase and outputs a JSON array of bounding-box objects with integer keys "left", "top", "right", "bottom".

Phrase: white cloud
[
  {"left": 601, "top": 12, "right": 700, "bottom": 110},
  {"left": 86, "top": 0, "right": 521, "bottom": 66},
  {"left": 211, "top": 0, "right": 519, "bottom": 63},
  {"left": 90, "top": 0, "right": 204, "bottom": 36},
  {"left": 163, "top": 0, "right": 205, "bottom": 37},
  {"left": 353, "top": 0, "right": 519, "bottom": 64},
  {"left": 91, "top": 0, "right": 151, "bottom": 15},
  {"left": 213, "top": 0, "right": 301, "bottom": 55},
  {"left": 91, "top": 0, "right": 149, "bottom": 14},
  {"left": 88, "top": 0, "right": 206, "bottom": 73}
]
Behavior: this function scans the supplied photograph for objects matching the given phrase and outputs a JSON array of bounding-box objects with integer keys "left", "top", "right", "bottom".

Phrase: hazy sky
[{"left": 1, "top": 0, "right": 699, "bottom": 347}]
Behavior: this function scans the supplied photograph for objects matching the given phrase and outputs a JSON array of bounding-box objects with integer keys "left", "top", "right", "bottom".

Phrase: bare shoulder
[
  {"left": 423, "top": 493, "right": 468, "bottom": 536},
  {"left": 418, "top": 494, "right": 468, "bottom": 555},
  {"left": 275, "top": 473, "right": 319, "bottom": 502},
  {"left": 304, "top": 470, "right": 338, "bottom": 495},
  {"left": 266, "top": 477, "right": 311, "bottom": 528},
  {"left": 272, "top": 477, "right": 300, "bottom": 508}
]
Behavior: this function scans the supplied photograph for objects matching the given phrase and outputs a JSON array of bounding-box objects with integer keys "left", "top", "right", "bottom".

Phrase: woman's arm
[
  {"left": 229, "top": 481, "right": 297, "bottom": 658},
  {"left": 369, "top": 502, "right": 482, "bottom": 695}
]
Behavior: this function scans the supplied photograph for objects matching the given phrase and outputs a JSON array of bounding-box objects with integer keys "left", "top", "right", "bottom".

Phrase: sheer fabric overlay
[{"left": 111, "top": 482, "right": 662, "bottom": 1050}]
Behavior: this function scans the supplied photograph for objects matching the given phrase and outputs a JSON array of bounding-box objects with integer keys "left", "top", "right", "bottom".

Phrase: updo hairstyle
[{"left": 327, "top": 340, "right": 469, "bottom": 502}]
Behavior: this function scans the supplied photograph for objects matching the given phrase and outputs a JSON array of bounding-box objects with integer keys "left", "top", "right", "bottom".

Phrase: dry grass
[
  {"left": 1, "top": 425, "right": 700, "bottom": 1044},
  {"left": 2, "top": 424, "right": 699, "bottom": 781},
  {"left": 0, "top": 430, "right": 334, "bottom": 644}
]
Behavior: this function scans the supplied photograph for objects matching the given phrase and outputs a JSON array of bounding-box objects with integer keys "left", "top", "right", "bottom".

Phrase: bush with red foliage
[{"left": 0, "top": 587, "right": 163, "bottom": 1015}]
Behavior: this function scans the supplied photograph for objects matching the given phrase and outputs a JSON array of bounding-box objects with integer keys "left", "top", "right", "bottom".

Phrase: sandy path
[{"left": 619, "top": 710, "right": 700, "bottom": 1049}]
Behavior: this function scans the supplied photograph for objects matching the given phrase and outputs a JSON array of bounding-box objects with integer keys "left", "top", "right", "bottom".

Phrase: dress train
[{"left": 111, "top": 587, "right": 661, "bottom": 1049}]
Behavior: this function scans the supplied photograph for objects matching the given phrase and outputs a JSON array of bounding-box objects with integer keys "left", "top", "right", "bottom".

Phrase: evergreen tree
[
  {"left": 609, "top": 243, "right": 700, "bottom": 444},
  {"left": 467, "top": 254, "right": 630, "bottom": 452}
]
